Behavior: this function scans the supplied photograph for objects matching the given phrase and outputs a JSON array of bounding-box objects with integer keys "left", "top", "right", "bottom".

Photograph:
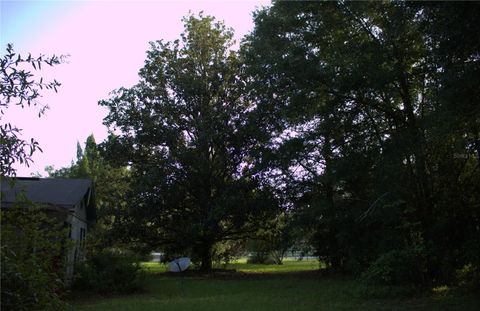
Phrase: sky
[{"left": 1, "top": 0, "right": 271, "bottom": 176}]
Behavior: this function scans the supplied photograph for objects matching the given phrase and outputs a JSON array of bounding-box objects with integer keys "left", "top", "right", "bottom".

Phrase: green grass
[
  {"left": 222, "top": 258, "right": 322, "bottom": 273},
  {"left": 141, "top": 258, "right": 321, "bottom": 274},
  {"left": 141, "top": 261, "right": 169, "bottom": 273},
  {"left": 69, "top": 260, "right": 480, "bottom": 311}
]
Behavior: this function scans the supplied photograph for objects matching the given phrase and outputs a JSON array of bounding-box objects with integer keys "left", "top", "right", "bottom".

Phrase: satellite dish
[{"left": 169, "top": 257, "right": 191, "bottom": 272}]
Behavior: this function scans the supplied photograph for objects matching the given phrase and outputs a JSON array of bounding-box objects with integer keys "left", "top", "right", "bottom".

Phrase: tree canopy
[{"left": 242, "top": 0, "right": 480, "bottom": 283}]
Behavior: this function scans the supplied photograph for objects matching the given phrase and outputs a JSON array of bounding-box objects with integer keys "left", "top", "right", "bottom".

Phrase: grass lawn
[
  {"left": 141, "top": 258, "right": 322, "bottom": 274},
  {"left": 68, "top": 259, "right": 480, "bottom": 311}
]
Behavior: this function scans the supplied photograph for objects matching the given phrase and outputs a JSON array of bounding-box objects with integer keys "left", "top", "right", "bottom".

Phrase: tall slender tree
[{"left": 46, "top": 134, "right": 130, "bottom": 246}]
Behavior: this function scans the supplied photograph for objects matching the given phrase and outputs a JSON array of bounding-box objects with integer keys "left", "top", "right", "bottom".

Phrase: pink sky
[{"left": 1, "top": 0, "right": 270, "bottom": 176}]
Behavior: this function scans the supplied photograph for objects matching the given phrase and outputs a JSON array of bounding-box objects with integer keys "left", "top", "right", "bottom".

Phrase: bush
[
  {"left": 455, "top": 264, "right": 480, "bottom": 291},
  {"left": 213, "top": 240, "right": 244, "bottom": 267},
  {"left": 1, "top": 202, "right": 69, "bottom": 311},
  {"left": 72, "top": 249, "right": 144, "bottom": 294},
  {"left": 247, "top": 252, "right": 277, "bottom": 265},
  {"left": 362, "top": 249, "right": 425, "bottom": 286}
]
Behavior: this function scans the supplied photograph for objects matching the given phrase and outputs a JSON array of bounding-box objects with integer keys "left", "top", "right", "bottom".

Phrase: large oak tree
[{"left": 100, "top": 15, "right": 277, "bottom": 270}]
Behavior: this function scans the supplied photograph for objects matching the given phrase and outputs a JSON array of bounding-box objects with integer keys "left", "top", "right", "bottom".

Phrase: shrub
[
  {"left": 213, "top": 240, "right": 244, "bottom": 267},
  {"left": 362, "top": 249, "right": 425, "bottom": 286},
  {"left": 247, "top": 252, "right": 277, "bottom": 265},
  {"left": 455, "top": 264, "right": 480, "bottom": 291},
  {"left": 1, "top": 202, "right": 69, "bottom": 311},
  {"left": 72, "top": 249, "right": 144, "bottom": 294}
]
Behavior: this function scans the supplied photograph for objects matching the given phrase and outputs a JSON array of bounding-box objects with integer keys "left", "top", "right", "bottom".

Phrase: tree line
[{"left": 4, "top": 1, "right": 479, "bottom": 287}]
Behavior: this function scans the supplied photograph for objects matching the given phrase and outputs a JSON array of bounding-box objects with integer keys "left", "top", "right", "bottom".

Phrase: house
[{"left": 0, "top": 177, "right": 96, "bottom": 282}]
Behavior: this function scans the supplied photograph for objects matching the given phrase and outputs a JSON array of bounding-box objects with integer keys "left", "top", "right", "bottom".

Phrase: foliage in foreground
[
  {"left": 1, "top": 197, "right": 69, "bottom": 310},
  {"left": 0, "top": 44, "right": 64, "bottom": 176}
]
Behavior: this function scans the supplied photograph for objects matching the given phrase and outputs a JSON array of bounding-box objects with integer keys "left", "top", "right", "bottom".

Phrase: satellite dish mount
[{"left": 169, "top": 257, "right": 191, "bottom": 296}]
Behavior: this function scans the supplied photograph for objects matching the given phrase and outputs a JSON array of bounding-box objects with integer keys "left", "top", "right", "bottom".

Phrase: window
[{"left": 80, "top": 228, "right": 86, "bottom": 249}]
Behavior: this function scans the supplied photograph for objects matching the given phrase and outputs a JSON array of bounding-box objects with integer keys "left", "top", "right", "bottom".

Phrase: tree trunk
[{"left": 199, "top": 240, "right": 213, "bottom": 272}]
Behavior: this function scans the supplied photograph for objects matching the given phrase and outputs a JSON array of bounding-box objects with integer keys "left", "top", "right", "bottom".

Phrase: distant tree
[
  {"left": 246, "top": 213, "right": 297, "bottom": 265},
  {"left": 100, "top": 14, "right": 279, "bottom": 271},
  {"left": 46, "top": 134, "right": 130, "bottom": 246},
  {"left": 0, "top": 43, "right": 64, "bottom": 176}
]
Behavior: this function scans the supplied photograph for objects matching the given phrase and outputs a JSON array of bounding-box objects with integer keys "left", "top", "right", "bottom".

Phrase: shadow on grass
[
  {"left": 68, "top": 266, "right": 480, "bottom": 311},
  {"left": 159, "top": 268, "right": 330, "bottom": 280}
]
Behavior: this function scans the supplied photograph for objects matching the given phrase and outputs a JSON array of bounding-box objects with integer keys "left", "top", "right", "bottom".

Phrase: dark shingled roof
[{"left": 1, "top": 177, "right": 96, "bottom": 222}]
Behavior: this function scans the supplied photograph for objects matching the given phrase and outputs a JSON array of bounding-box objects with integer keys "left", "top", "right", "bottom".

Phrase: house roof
[{"left": 1, "top": 177, "right": 96, "bottom": 222}]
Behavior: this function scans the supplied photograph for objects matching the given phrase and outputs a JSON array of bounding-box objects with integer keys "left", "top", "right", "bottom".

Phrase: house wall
[
  {"left": 65, "top": 196, "right": 89, "bottom": 283},
  {"left": 1, "top": 178, "right": 94, "bottom": 286}
]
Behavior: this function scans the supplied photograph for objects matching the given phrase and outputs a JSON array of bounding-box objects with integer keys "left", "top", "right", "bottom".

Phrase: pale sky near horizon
[{"left": 1, "top": 0, "right": 271, "bottom": 176}]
